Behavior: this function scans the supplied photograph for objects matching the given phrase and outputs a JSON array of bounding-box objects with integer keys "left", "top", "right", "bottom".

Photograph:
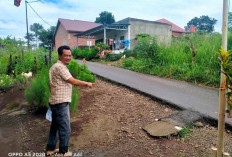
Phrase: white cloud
[{"left": 0, "top": 0, "right": 229, "bottom": 39}]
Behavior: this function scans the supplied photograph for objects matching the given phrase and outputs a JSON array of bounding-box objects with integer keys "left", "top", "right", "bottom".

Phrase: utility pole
[
  {"left": 217, "top": 0, "right": 228, "bottom": 156},
  {"left": 25, "top": 0, "right": 29, "bottom": 49}
]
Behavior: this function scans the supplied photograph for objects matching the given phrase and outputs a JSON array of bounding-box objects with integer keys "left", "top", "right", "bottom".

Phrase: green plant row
[{"left": 25, "top": 60, "right": 95, "bottom": 112}]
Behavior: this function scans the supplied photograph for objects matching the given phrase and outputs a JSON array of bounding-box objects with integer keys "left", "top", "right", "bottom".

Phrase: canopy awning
[{"left": 75, "top": 23, "right": 130, "bottom": 37}]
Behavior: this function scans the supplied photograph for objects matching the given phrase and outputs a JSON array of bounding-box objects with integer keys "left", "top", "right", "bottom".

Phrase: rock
[
  {"left": 195, "top": 122, "right": 204, "bottom": 127},
  {"left": 143, "top": 120, "right": 179, "bottom": 137}
]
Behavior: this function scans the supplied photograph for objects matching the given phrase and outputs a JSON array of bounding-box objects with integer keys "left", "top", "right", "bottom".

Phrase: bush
[
  {"left": 106, "top": 53, "right": 123, "bottom": 61},
  {"left": 25, "top": 68, "right": 50, "bottom": 108},
  {"left": 228, "top": 33, "right": 232, "bottom": 50},
  {"left": 78, "top": 64, "right": 96, "bottom": 82},
  {"left": 121, "top": 57, "right": 135, "bottom": 68},
  {"left": 67, "top": 60, "right": 95, "bottom": 82},
  {"left": 72, "top": 48, "right": 83, "bottom": 59},
  {"left": 134, "top": 37, "right": 160, "bottom": 61},
  {"left": 72, "top": 48, "right": 99, "bottom": 61},
  {"left": 15, "top": 74, "right": 27, "bottom": 89},
  {"left": 123, "top": 49, "right": 137, "bottom": 58},
  {"left": 0, "top": 74, "right": 15, "bottom": 91},
  {"left": 70, "top": 86, "right": 79, "bottom": 113}
]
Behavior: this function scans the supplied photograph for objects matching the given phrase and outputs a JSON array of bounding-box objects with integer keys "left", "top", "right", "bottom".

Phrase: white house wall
[{"left": 129, "top": 19, "right": 172, "bottom": 49}]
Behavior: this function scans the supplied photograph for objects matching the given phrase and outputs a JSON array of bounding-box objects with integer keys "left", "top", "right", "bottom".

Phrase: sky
[{"left": 0, "top": 0, "right": 229, "bottom": 40}]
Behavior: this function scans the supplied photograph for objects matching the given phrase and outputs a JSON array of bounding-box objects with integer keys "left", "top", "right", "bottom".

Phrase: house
[
  {"left": 155, "top": 18, "right": 186, "bottom": 37},
  {"left": 75, "top": 17, "right": 172, "bottom": 51},
  {"left": 53, "top": 18, "right": 101, "bottom": 50}
]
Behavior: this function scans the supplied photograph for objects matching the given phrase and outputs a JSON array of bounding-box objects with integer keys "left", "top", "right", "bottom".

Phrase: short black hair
[{"left": 58, "top": 45, "right": 71, "bottom": 56}]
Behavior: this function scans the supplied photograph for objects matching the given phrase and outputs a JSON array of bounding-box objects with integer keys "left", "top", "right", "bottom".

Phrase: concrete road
[{"left": 77, "top": 60, "right": 232, "bottom": 127}]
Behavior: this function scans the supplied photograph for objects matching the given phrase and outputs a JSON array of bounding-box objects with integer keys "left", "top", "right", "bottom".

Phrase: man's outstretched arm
[{"left": 67, "top": 77, "right": 93, "bottom": 87}]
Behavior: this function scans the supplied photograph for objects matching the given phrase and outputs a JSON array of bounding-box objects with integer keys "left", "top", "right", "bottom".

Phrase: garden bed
[{"left": 0, "top": 78, "right": 232, "bottom": 156}]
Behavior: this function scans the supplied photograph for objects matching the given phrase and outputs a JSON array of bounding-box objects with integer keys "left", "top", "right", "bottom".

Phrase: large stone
[
  {"left": 143, "top": 120, "right": 179, "bottom": 137},
  {"left": 143, "top": 110, "right": 203, "bottom": 137}
]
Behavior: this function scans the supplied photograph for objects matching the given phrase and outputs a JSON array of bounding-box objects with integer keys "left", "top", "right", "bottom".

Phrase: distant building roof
[
  {"left": 58, "top": 18, "right": 101, "bottom": 32},
  {"left": 155, "top": 18, "right": 186, "bottom": 33}
]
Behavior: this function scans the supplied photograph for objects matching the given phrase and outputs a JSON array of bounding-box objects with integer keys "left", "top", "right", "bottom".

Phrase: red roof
[
  {"left": 155, "top": 19, "right": 186, "bottom": 33},
  {"left": 58, "top": 18, "right": 101, "bottom": 32}
]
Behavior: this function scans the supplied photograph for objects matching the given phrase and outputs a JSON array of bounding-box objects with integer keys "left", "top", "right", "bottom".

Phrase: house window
[
  {"left": 120, "top": 36, "right": 124, "bottom": 40},
  {"left": 63, "top": 40, "right": 66, "bottom": 45},
  {"left": 87, "top": 41, "right": 92, "bottom": 46}
]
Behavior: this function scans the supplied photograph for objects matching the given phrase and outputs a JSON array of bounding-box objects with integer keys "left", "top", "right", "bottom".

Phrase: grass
[
  {"left": 118, "top": 33, "right": 222, "bottom": 87},
  {"left": 7, "top": 103, "right": 20, "bottom": 110},
  {"left": 177, "top": 125, "right": 196, "bottom": 139}
]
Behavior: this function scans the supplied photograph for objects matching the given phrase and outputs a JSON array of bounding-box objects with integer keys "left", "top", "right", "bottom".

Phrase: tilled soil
[{"left": 0, "top": 78, "right": 232, "bottom": 157}]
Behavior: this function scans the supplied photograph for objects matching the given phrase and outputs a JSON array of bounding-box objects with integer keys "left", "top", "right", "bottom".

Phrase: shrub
[
  {"left": 134, "top": 37, "right": 160, "bottom": 61},
  {"left": 67, "top": 60, "right": 81, "bottom": 78},
  {"left": 0, "top": 55, "right": 9, "bottom": 74},
  {"left": 228, "top": 33, "right": 232, "bottom": 50},
  {"left": 70, "top": 86, "right": 79, "bottom": 113},
  {"left": 78, "top": 64, "right": 96, "bottom": 83},
  {"left": 135, "top": 33, "right": 151, "bottom": 40},
  {"left": 123, "top": 49, "right": 137, "bottom": 58},
  {"left": 15, "top": 74, "right": 27, "bottom": 89},
  {"left": 25, "top": 68, "right": 50, "bottom": 108},
  {"left": 95, "top": 42, "right": 109, "bottom": 50},
  {"left": 121, "top": 57, "right": 134, "bottom": 68},
  {"left": 72, "top": 48, "right": 83, "bottom": 59},
  {"left": 0, "top": 74, "right": 15, "bottom": 91},
  {"left": 106, "top": 53, "right": 123, "bottom": 61},
  {"left": 67, "top": 60, "right": 96, "bottom": 83}
]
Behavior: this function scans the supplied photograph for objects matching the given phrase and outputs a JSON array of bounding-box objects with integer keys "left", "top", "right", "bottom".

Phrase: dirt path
[{"left": 0, "top": 78, "right": 232, "bottom": 157}]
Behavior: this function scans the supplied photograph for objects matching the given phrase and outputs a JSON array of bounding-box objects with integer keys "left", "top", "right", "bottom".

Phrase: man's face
[{"left": 59, "top": 49, "right": 72, "bottom": 65}]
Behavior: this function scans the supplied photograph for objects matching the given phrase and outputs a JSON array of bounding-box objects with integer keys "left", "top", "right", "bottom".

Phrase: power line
[{"left": 27, "top": 1, "right": 53, "bottom": 26}]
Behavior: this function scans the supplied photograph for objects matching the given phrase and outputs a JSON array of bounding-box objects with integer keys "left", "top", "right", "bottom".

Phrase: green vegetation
[
  {"left": 106, "top": 53, "right": 123, "bottom": 61},
  {"left": 0, "top": 36, "right": 95, "bottom": 113},
  {"left": 120, "top": 32, "right": 222, "bottom": 87},
  {"left": 0, "top": 74, "right": 15, "bottom": 91},
  {"left": 217, "top": 48, "right": 232, "bottom": 115},
  {"left": 95, "top": 11, "right": 115, "bottom": 24},
  {"left": 25, "top": 68, "right": 50, "bottom": 108},
  {"left": 72, "top": 43, "right": 109, "bottom": 61},
  {"left": 67, "top": 60, "right": 96, "bottom": 82},
  {"left": 178, "top": 126, "right": 192, "bottom": 139},
  {"left": 7, "top": 103, "right": 20, "bottom": 110}
]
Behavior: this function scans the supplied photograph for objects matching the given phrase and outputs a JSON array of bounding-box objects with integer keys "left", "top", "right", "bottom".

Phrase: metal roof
[
  {"left": 75, "top": 23, "right": 130, "bottom": 37},
  {"left": 155, "top": 18, "right": 186, "bottom": 33}
]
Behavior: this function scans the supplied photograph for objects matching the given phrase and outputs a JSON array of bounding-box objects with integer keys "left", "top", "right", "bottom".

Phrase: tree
[
  {"left": 24, "top": 33, "right": 35, "bottom": 45},
  {"left": 185, "top": 15, "right": 217, "bottom": 32},
  {"left": 38, "top": 26, "right": 56, "bottom": 49},
  {"left": 30, "top": 23, "right": 44, "bottom": 47},
  {"left": 95, "top": 11, "right": 115, "bottom": 24}
]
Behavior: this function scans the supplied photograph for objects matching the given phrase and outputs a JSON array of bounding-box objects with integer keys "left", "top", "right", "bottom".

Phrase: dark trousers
[{"left": 46, "top": 102, "right": 70, "bottom": 154}]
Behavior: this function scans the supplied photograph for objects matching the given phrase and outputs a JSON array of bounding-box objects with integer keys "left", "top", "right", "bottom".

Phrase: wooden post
[
  {"left": 49, "top": 42, "right": 52, "bottom": 65},
  {"left": 211, "top": 147, "right": 217, "bottom": 157},
  {"left": 44, "top": 54, "right": 48, "bottom": 66},
  {"left": 104, "top": 26, "right": 106, "bottom": 45},
  {"left": 217, "top": 0, "right": 228, "bottom": 157},
  {"left": 223, "top": 152, "right": 230, "bottom": 157},
  {"left": 25, "top": 0, "right": 29, "bottom": 49}
]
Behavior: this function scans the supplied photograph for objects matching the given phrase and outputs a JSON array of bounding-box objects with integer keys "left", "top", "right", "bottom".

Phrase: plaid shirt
[{"left": 49, "top": 60, "right": 72, "bottom": 104}]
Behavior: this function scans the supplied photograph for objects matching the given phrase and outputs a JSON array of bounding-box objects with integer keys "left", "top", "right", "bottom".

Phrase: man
[{"left": 46, "top": 45, "right": 93, "bottom": 156}]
